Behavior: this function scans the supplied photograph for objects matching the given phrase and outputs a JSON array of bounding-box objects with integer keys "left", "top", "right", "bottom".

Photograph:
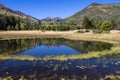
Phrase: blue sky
[{"left": 0, "top": 0, "right": 120, "bottom": 19}]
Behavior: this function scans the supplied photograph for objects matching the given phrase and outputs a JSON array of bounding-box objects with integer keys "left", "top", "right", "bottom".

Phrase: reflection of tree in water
[
  {"left": 0, "top": 39, "right": 40, "bottom": 55},
  {"left": 82, "top": 41, "right": 113, "bottom": 53},
  {"left": 0, "top": 38, "right": 113, "bottom": 55},
  {"left": 40, "top": 39, "right": 113, "bottom": 53},
  {"left": 0, "top": 59, "right": 120, "bottom": 80},
  {"left": 63, "top": 40, "right": 113, "bottom": 53}
]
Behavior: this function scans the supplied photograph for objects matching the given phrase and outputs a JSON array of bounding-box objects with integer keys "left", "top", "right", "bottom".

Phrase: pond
[
  {"left": 0, "top": 38, "right": 113, "bottom": 57},
  {"left": 0, "top": 38, "right": 120, "bottom": 80}
]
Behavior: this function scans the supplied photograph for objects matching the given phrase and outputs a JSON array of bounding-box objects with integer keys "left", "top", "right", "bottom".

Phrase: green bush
[{"left": 100, "top": 21, "right": 112, "bottom": 31}]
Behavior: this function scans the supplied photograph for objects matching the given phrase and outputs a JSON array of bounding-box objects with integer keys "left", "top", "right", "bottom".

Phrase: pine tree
[{"left": 82, "top": 16, "right": 90, "bottom": 30}]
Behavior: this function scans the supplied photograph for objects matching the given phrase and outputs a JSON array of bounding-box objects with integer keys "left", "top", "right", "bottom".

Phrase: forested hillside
[
  {"left": 0, "top": 14, "right": 42, "bottom": 30},
  {"left": 0, "top": 3, "right": 41, "bottom": 30},
  {"left": 64, "top": 3, "right": 120, "bottom": 30}
]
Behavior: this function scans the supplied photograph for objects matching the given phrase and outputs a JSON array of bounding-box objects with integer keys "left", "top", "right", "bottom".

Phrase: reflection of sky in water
[{"left": 18, "top": 45, "right": 80, "bottom": 57}]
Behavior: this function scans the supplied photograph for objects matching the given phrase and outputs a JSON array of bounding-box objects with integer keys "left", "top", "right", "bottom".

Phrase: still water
[
  {"left": 0, "top": 38, "right": 119, "bottom": 80},
  {"left": 0, "top": 38, "right": 112, "bottom": 57}
]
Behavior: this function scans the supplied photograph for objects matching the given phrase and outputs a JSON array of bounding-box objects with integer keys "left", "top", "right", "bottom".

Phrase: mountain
[
  {"left": 64, "top": 3, "right": 120, "bottom": 25},
  {"left": 0, "top": 3, "right": 38, "bottom": 21},
  {"left": 42, "top": 16, "right": 63, "bottom": 22}
]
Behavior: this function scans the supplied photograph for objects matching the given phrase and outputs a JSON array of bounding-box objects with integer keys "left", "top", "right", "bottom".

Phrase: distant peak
[
  {"left": 0, "top": 3, "right": 3, "bottom": 6},
  {"left": 0, "top": 3, "right": 5, "bottom": 7},
  {"left": 90, "top": 2, "right": 101, "bottom": 6},
  {"left": 44, "top": 16, "right": 62, "bottom": 19}
]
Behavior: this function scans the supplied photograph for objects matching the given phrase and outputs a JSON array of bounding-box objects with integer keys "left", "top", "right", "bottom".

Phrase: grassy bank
[
  {"left": 0, "top": 55, "right": 41, "bottom": 61},
  {"left": 0, "top": 30, "right": 73, "bottom": 40},
  {"left": 65, "top": 32, "right": 120, "bottom": 43}
]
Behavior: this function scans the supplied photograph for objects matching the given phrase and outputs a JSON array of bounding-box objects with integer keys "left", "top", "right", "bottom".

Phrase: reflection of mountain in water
[
  {"left": 18, "top": 44, "right": 79, "bottom": 57},
  {"left": 42, "top": 43, "right": 62, "bottom": 48}
]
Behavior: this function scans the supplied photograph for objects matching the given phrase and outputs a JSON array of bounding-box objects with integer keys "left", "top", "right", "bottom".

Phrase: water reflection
[
  {"left": 0, "top": 38, "right": 113, "bottom": 57},
  {"left": 19, "top": 45, "right": 79, "bottom": 57},
  {"left": 0, "top": 58, "right": 120, "bottom": 80}
]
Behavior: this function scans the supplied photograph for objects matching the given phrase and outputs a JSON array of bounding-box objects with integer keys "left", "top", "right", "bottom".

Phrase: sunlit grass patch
[
  {"left": 0, "top": 55, "right": 41, "bottom": 61},
  {"left": 0, "top": 54, "right": 11, "bottom": 61},
  {"left": 65, "top": 33, "right": 120, "bottom": 43},
  {"left": 104, "top": 74, "right": 120, "bottom": 80},
  {"left": 12, "top": 55, "right": 41, "bottom": 61},
  {"left": 0, "top": 76, "right": 26, "bottom": 80}
]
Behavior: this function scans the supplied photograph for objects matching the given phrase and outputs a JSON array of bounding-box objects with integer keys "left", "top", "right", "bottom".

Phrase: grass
[
  {"left": 0, "top": 76, "right": 26, "bottom": 80},
  {"left": 1, "top": 74, "right": 120, "bottom": 80},
  {"left": 65, "top": 32, "right": 120, "bottom": 43},
  {"left": 104, "top": 75, "right": 120, "bottom": 80},
  {"left": 0, "top": 55, "right": 41, "bottom": 61},
  {"left": 0, "top": 30, "right": 120, "bottom": 43},
  {"left": 12, "top": 55, "right": 41, "bottom": 61}
]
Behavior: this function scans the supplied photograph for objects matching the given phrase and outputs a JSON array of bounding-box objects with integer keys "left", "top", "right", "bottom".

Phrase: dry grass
[
  {"left": 0, "top": 30, "right": 76, "bottom": 39},
  {"left": 0, "top": 30, "right": 120, "bottom": 43},
  {"left": 65, "top": 32, "right": 120, "bottom": 43},
  {"left": 0, "top": 55, "right": 41, "bottom": 61}
]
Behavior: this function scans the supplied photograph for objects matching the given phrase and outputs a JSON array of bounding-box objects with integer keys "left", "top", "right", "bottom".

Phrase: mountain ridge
[
  {"left": 0, "top": 3, "right": 38, "bottom": 21},
  {"left": 64, "top": 3, "right": 120, "bottom": 25}
]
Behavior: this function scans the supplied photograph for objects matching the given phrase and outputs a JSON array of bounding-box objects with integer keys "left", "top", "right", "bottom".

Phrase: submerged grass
[{"left": 1, "top": 74, "right": 120, "bottom": 80}]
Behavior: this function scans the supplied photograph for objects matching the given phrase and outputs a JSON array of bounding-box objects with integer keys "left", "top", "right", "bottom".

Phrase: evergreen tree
[{"left": 82, "top": 16, "right": 90, "bottom": 30}]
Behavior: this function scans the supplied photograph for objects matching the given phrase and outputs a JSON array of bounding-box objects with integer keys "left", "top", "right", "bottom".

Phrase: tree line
[
  {"left": 81, "top": 16, "right": 120, "bottom": 33},
  {"left": 0, "top": 14, "right": 120, "bottom": 32},
  {"left": 0, "top": 14, "right": 80, "bottom": 31}
]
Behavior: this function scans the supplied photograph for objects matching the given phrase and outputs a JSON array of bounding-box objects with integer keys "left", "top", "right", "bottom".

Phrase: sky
[{"left": 0, "top": 0, "right": 120, "bottom": 19}]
